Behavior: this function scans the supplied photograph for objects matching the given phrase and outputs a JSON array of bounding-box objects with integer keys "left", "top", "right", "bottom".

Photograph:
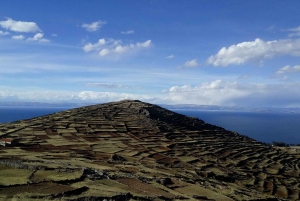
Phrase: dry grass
[
  {"left": 0, "top": 165, "right": 33, "bottom": 186},
  {"left": 31, "top": 169, "right": 83, "bottom": 182},
  {"left": 0, "top": 100, "right": 299, "bottom": 200}
]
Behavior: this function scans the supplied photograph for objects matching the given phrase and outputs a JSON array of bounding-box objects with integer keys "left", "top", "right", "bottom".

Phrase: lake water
[
  {"left": 0, "top": 106, "right": 71, "bottom": 124},
  {"left": 0, "top": 106, "right": 299, "bottom": 144},
  {"left": 172, "top": 109, "right": 300, "bottom": 145}
]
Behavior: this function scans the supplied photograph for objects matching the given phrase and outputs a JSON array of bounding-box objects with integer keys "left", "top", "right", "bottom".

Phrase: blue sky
[{"left": 1, "top": 1, "right": 300, "bottom": 107}]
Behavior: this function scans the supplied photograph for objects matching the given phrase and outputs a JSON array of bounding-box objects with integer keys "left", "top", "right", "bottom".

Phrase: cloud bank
[
  {"left": 2, "top": 80, "right": 300, "bottom": 107},
  {"left": 163, "top": 80, "right": 300, "bottom": 107}
]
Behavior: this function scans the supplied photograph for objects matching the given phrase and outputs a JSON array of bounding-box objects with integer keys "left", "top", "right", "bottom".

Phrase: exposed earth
[{"left": 0, "top": 100, "right": 299, "bottom": 200}]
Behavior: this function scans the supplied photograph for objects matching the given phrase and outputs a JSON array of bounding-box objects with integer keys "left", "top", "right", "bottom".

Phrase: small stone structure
[{"left": 0, "top": 138, "right": 18, "bottom": 147}]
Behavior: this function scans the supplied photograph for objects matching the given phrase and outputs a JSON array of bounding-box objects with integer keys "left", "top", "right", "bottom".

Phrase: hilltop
[{"left": 0, "top": 100, "right": 299, "bottom": 200}]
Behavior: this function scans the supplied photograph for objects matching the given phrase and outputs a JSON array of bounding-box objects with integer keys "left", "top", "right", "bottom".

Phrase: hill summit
[{"left": 0, "top": 100, "right": 299, "bottom": 200}]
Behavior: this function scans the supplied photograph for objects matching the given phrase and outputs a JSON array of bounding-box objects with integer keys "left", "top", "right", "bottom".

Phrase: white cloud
[
  {"left": 121, "top": 30, "right": 134, "bottom": 34},
  {"left": 82, "top": 20, "right": 106, "bottom": 32},
  {"left": 115, "top": 45, "right": 130, "bottom": 53},
  {"left": 27, "top": 33, "right": 50, "bottom": 42},
  {"left": 177, "top": 59, "right": 200, "bottom": 68},
  {"left": 184, "top": 59, "right": 200, "bottom": 67},
  {"left": 99, "top": 48, "right": 110, "bottom": 56},
  {"left": 83, "top": 38, "right": 152, "bottom": 57},
  {"left": 83, "top": 38, "right": 107, "bottom": 52},
  {"left": 207, "top": 38, "right": 300, "bottom": 66},
  {"left": 163, "top": 80, "right": 300, "bottom": 107},
  {"left": 0, "top": 30, "right": 9, "bottom": 35},
  {"left": 28, "top": 33, "right": 43, "bottom": 40},
  {"left": 0, "top": 18, "right": 41, "bottom": 33},
  {"left": 288, "top": 26, "right": 300, "bottom": 37},
  {"left": 163, "top": 80, "right": 249, "bottom": 105},
  {"left": 0, "top": 87, "right": 159, "bottom": 103},
  {"left": 11, "top": 35, "right": 24, "bottom": 40},
  {"left": 78, "top": 91, "right": 157, "bottom": 103},
  {"left": 166, "top": 55, "right": 174, "bottom": 59},
  {"left": 136, "top": 40, "right": 152, "bottom": 48},
  {"left": 1, "top": 80, "right": 300, "bottom": 107},
  {"left": 51, "top": 34, "right": 57, "bottom": 37},
  {"left": 276, "top": 65, "right": 300, "bottom": 74},
  {"left": 0, "top": 89, "right": 77, "bottom": 102}
]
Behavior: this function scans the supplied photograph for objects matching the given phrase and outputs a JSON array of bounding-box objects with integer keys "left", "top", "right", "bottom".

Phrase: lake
[{"left": 172, "top": 109, "right": 300, "bottom": 145}]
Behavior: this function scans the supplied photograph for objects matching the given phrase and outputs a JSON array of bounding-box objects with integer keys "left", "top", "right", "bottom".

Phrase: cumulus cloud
[
  {"left": 288, "top": 26, "right": 300, "bottom": 37},
  {"left": 27, "top": 33, "right": 50, "bottom": 42},
  {"left": 0, "top": 18, "right": 41, "bottom": 33},
  {"left": 166, "top": 55, "right": 174, "bottom": 59},
  {"left": 82, "top": 20, "right": 106, "bottom": 32},
  {"left": 276, "top": 65, "right": 300, "bottom": 74},
  {"left": 83, "top": 38, "right": 152, "bottom": 56},
  {"left": 0, "top": 30, "right": 9, "bottom": 35},
  {"left": 207, "top": 38, "right": 300, "bottom": 66},
  {"left": 121, "top": 30, "right": 134, "bottom": 34},
  {"left": 11, "top": 35, "right": 24, "bottom": 40}
]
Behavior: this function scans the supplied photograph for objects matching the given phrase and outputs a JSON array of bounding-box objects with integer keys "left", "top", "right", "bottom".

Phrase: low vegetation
[{"left": 0, "top": 100, "right": 299, "bottom": 200}]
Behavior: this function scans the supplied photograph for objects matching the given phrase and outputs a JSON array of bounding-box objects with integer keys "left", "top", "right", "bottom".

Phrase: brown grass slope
[{"left": 0, "top": 100, "right": 299, "bottom": 201}]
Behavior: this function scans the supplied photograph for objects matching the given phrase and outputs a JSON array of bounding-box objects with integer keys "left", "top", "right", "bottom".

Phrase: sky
[{"left": 1, "top": 0, "right": 300, "bottom": 107}]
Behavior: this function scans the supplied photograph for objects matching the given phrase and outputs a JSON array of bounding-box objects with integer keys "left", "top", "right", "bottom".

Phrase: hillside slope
[{"left": 0, "top": 100, "right": 299, "bottom": 200}]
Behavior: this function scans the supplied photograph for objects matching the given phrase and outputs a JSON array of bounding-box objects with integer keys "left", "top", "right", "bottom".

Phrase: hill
[{"left": 0, "top": 100, "right": 299, "bottom": 200}]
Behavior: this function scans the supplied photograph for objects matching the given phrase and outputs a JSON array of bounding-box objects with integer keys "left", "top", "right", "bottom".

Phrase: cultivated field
[{"left": 0, "top": 100, "right": 299, "bottom": 200}]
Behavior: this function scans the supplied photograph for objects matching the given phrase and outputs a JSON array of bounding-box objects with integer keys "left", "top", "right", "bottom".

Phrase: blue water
[
  {"left": 0, "top": 107, "right": 299, "bottom": 144},
  {"left": 0, "top": 106, "right": 70, "bottom": 124},
  {"left": 172, "top": 110, "right": 300, "bottom": 145}
]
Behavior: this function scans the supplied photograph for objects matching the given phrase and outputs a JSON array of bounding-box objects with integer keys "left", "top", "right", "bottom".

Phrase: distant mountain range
[
  {"left": 161, "top": 104, "right": 300, "bottom": 113},
  {"left": 0, "top": 101, "right": 88, "bottom": 108}
]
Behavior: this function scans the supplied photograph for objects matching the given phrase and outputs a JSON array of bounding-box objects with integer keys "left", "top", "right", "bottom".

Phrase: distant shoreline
[{"left": 1, "top": 101, "right": 300, "bottom": 113}]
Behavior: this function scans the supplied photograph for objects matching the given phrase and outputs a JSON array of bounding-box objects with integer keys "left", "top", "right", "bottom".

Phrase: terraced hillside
[{"left": 0, "top": 100, "right": 299, "bottom": 201}]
